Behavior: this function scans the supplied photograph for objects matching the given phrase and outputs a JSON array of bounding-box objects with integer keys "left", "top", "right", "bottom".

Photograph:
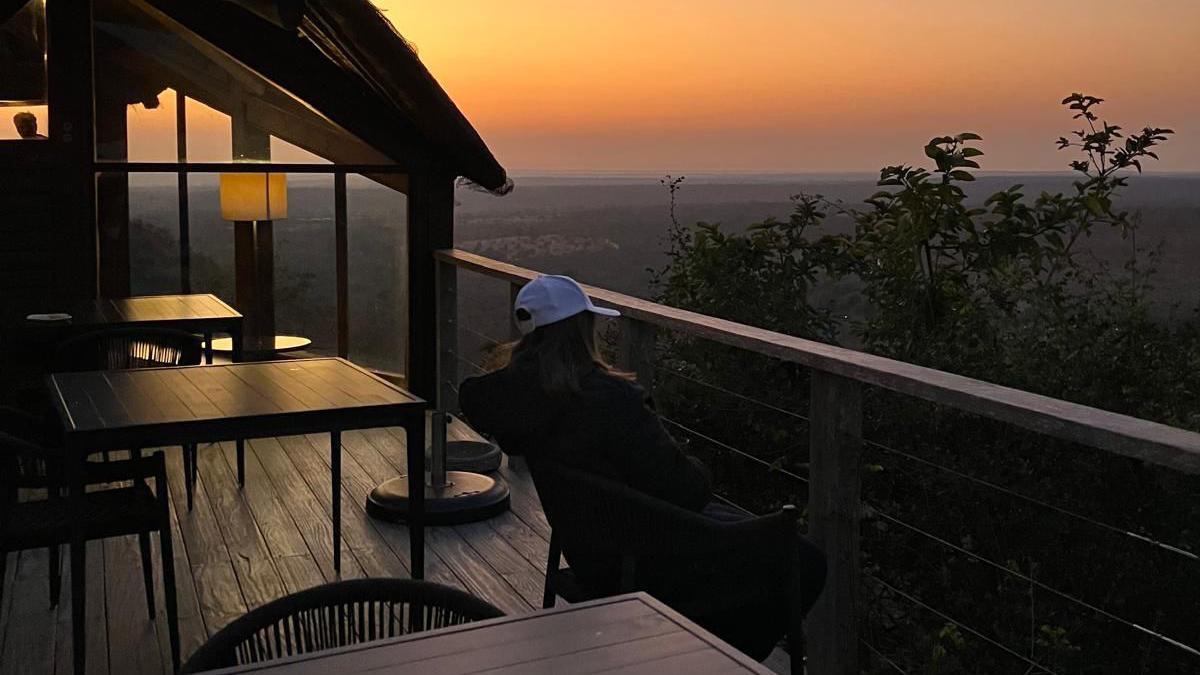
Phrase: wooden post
[
  {"left": 618, "top": 319, "right": 656, "bottom": 395},
  {"left": 508, "top": 282, "right": 522, "bottom": 341},
  {"left": 334, "top": 171, "right": 348, "bottom": 358},
  {"left": 436, "top": 258, "right": 458, "bottom": 412},
  {"left": 807, "top": 370, "right": 863, "bottom": 675},
  {"left": 177, "top": 89, "right": 191, "bottom": 294},
  {"left": 407, "top": 171, "right": 454, "bottom": 401}
]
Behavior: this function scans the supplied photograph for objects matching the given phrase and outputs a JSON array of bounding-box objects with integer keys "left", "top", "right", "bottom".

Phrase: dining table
[
  {"left": 205, "top": 592, "right": 775, "bottom": 674},
  {"left": 27, "top": 293, "right": 245, "bottom": 363},
  {"left": 48, "top": 357, "right": 428, "bottom": 674}
]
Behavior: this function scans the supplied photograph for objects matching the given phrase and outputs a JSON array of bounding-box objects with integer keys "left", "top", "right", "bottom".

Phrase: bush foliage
[{"left": 652, "top": 95, "right": 1199, "bottom": 672}]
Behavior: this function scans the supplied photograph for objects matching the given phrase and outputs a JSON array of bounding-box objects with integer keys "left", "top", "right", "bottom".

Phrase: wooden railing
[{"left": 434, "top": 247, "right": 1200, "bottom": 674}]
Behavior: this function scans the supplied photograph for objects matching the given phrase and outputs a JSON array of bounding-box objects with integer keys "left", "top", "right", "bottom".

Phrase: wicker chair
[
  {"left": 528, "top": 458, "right": 810, "bottom": 670},
  {"left": 181, "top": 578, "right": 505, "bottom": 673},
  {"left": 53, "top": 326, "right": 207, "bottom": 510},
  {"left": 0, "top": 431, "right": 181, "bottom": 673}
]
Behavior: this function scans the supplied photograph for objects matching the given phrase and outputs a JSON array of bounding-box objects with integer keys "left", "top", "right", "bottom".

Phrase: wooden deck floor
[{"left": 0, "top": 429, "right": 554, "bottom": 675}]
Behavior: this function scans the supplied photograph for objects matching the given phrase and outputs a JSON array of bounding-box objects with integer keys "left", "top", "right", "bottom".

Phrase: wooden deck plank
[
  {"left": 164, "top": 450, "right": 249, "bottom": 636},
  {"left": 309, "top": 431, "right": 460, "bottom": 587},
  {"left": 213, "top": 441, "right": 310, "bottom": 557},
  {"left": 101, "top": 536, "right": 162, "bottom": 675},
  {"left": 193, "top": 443, "right": 288, "bottom": 610},
  {"left": 454, "top": 521, "right": 546, "bottom": 608},
  {"left": 243, "top": 437, "right": 367, "bottom": 582},
  {"left": 2, "top": 431, "right": 556, "bottom": 674},
  {"left": 1, "top": 550, "right": 57, "bottom": 675},
  {"left": 161, "top": 455, "right": 213, "bottom": 662}
]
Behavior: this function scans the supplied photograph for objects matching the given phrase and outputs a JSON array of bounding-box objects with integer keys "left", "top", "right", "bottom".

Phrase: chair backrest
[
  {"left": 181, "top": 579, "right": 505, "bottom": 673},
  {"left": 53, "top": 327, "right": 203, "bottom": 372},
  {"left": 529, "top": 458, "right": 796, "bottom": 596}
]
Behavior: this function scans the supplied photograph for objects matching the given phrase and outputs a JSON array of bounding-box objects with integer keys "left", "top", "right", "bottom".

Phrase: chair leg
[
  {"left": 0, "top": 550, "right": 7, "bottom": 612},
  {"left": 138, "top": 532, "right": 156, "bottom": 620},
  {"left": 71, "top": 539, "right": 86, "bottom": 675},
  {"left": 236, "top": 439, "right": 246, "bottom": 488},
  {"left": 182, "top": 445, "right": 195, "bottom": 512},
  {"left": 543, "top": 530, "right": 562, "bottom": 609},
  {"left": 160, "top": 525, "right": 181, "bottom": 672},
  {"left": 48, "top": 544, "right": 61, "bottom": 607}
]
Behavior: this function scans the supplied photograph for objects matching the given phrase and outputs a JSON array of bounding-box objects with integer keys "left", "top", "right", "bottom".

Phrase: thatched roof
[{"left": 149, "top": 0, "right": 509, "bottom": 193}]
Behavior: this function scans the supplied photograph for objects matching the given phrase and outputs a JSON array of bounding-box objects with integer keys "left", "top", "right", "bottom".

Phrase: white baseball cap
[{"left": 513, "top": 275, "right": 620, "bottom": 335}]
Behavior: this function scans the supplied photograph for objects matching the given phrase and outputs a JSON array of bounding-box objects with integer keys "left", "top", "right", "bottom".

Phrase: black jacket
[{"left": 458, "top": 362, "right": 712, "bottom": 512}]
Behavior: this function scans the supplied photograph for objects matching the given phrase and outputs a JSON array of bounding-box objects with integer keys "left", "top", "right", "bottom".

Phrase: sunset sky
[{"left": 377, "top": 0, "right": 1200, "bottom": 173}]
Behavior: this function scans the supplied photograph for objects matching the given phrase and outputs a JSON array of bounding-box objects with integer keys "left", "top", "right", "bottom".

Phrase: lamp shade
[{"left": 219, "top": 173, "right": 288, "bottom": 221}]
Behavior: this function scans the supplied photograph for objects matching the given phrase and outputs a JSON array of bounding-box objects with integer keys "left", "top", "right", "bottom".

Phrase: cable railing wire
[
  {"left": 865, "top": 501, "right": 1200, "bottom": 658},
  {"left": 461, "top": 325, "right": 504, "bottom": 348},
  {"left": 862, "top": 437, "right": 1199, "bottom": 564},
  {"left": 861, "top": 638, "right": 909, "bottom": 675},
  {"left": 658, "top": 366, "right": 810, "bottom": 423},
  {"left": 660, "top": 415, "right": 809, "bottom": 484},
  {"left": 865, "top": 574, "right": 1064, "bottom": 675},
  {"left": 453, "top": 352, "right": 487, "bottom": 375}
]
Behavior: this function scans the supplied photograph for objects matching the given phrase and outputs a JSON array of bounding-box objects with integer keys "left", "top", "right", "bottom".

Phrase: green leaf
[
  {"left": 950, "top": 170, "right": 975, "bottom": 182},
  {"left": 957, "top": 132, "right": 982, "bottom": 141},
  {"left": 961, "top": 147, "right": 985, "bottom": 158}
]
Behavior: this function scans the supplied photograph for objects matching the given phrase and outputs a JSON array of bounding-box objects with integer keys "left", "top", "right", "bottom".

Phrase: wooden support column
[
  {"left": 436, "top": 258, "right": 458, "bottom": 412},
  {"left": 807, "top": 370, "right": 863, "bottom": 675},
  {"left": 231, "top": 112, "right": 274, "bottom": 354},
  {"left": 618, "top": 319, "right": 656, "bottom": 395},
  {"left": 407, "top": 171, "right": 454, "bottom": 402},
  {"left": 177, "top": 89, "right": 191, "bottom": 294},
  {"left": 335, "top": 171, "right": 349, "bottom": 358},
  {"left": 46, "top": 0, "right": 97, "bottom": 303}
]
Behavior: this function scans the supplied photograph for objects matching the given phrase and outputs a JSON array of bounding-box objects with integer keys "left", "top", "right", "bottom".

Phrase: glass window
[
  {"left": 0, "top": 0, "right": 48, "bottom": 140},
  {"left": 128, "top": 173, "right": 182, "bottom": 294},
  {"left": 348, "top": 174, "right": 409, "bottom": 377}
]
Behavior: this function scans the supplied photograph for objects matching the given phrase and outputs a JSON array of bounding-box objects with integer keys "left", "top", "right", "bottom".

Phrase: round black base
[{"left": 366, "top": 471, "right": 510, "bottom": 526}]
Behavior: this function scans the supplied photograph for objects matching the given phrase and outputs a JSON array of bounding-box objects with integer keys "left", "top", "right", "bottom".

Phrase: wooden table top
[
  {"left": 71, "top": 294, "right": 241, "bottom": 326},
  {"left": 49, "top": 357, "right": 424, "bottom": 451},
  {"left": 209, "top": 592, "right": 773, "bottom": 674}
]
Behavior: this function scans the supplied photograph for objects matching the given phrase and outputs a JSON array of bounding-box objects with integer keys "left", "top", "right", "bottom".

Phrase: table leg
[
  {"left": 331, "top": 430, "right": 341, "bottom": 575},
  {"left": 231, "top": 324, "right": 244, "bottom": 363},
  {"left": 406, "top": 414, "right": 426, "bottom": 580},
  {"left": 204, "top": 331, "right": 214, "bottom": 364},
  {"left": 236, "top": 440, "right": 245, "bottom": 488}
]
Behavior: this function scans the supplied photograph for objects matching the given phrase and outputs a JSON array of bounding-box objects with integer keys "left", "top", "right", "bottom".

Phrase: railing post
[
  {"left": 618, "top": 318, "right": 656, "bottom": 395},
  {"left": 436, "top": 258, "right": 458, "bottom": 412},
  {"left": 807, "top": 370, "right": 862, "bottom": 674},
  {"left": 508, "top": 282, "right": 522, "bottom": 342}
]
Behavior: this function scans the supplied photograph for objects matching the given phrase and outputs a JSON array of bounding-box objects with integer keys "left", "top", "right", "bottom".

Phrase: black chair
[
  {"left": 528, "top": 458, "right": 810, "bottom": 671},
  {"left": 53, "top": 326, "right": 210, "bottom": 510},
  {"left": 181, "top": 578, "right": 505, "bottom": 673},
  {"left": 0, "top": 430, "right": 181, "bottom": 673}
]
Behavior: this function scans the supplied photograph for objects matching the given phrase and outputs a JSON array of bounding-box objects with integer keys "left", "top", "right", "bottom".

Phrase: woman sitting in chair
[{"left": 459, "top": 274, "right": 826, "bottom": 659}]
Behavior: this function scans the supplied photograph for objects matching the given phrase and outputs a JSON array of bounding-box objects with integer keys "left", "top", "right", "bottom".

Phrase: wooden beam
[
  {"left": 807, "top": 371, "right": 862, "bottom": 675},
  {"left": 434, "top": 248, "right": 1200, "bottom": 475}
]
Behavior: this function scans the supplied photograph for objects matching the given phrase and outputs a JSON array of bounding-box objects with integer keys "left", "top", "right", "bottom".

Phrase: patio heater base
[{"left": 366, "top": 471, "right": 510, "bottom": 526}]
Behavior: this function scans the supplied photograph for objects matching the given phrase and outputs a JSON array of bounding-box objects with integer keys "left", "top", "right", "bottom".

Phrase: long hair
[{"left": 489, "top": 311, "right": 631, "bottom": 394}]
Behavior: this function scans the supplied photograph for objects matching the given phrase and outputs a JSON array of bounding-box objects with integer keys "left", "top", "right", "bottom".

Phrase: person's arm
[{"left": 609, "top": 385, "right": 711, "bottom": 511}]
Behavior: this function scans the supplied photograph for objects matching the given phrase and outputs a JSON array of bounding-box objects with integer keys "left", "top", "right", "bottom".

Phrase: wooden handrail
[{"left": 436, "top": 247, "right": 1200, "bottom": 475}]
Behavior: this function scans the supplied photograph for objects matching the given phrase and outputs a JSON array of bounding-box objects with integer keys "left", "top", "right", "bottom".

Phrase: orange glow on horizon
[{"left": 120, "top": 2, "right": 1200, "bottom": 172}]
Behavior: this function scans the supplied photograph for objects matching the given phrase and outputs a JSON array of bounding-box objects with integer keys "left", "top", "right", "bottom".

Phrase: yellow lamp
[{"left": 219, "top": 172, "right": 288, "bottom": 221}]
